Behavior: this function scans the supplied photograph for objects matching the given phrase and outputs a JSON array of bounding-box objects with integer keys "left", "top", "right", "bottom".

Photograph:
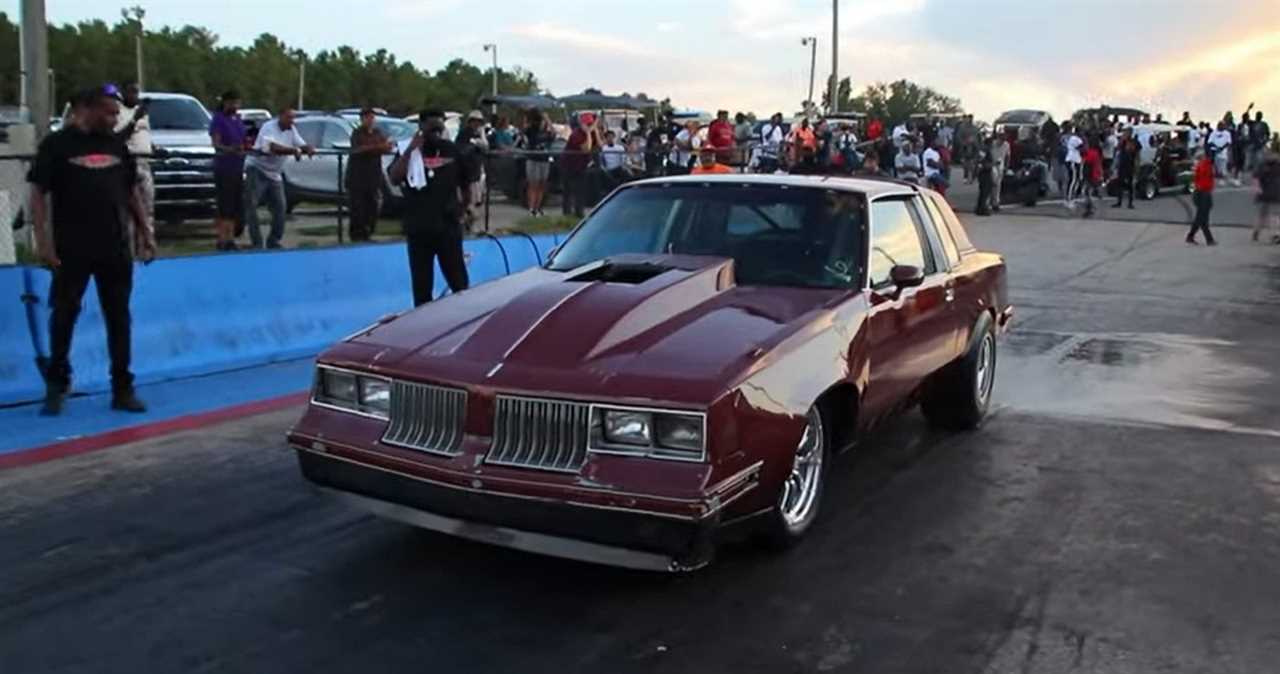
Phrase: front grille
[
  {"left": 381, "top": 380, "right": 467, "bottom": 456},
  {"left": 487, "top": 396, "right": 590, "bottom": 473}
]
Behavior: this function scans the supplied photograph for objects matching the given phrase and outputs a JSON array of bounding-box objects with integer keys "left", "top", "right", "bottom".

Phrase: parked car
[
  {"left": 288, "top": 174, "right": 1013, "bottom": 571},
  {"left": 144, "top": 93, "right": 218, "bottom": 224},
  {"left": 283, "top": 114, "right": 412, "bottom": 212},
  {"left": 239, "top": 108, "right": 271, "bottom": 125},
  {"left": 993, "top": 109, "right": 1051, "bottom": 142}
]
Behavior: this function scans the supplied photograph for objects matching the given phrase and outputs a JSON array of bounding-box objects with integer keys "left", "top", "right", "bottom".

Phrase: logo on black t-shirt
[{"left": 68, "top": 153, "right": 123, "bottom": 169}]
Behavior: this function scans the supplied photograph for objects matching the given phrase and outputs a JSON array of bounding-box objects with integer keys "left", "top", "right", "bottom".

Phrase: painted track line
[{"left": 0, "top": 391, "right": 308, "bottom": 471}]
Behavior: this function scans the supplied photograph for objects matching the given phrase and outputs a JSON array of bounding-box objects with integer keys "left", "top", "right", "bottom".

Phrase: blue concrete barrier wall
[
  {"left": 0, "top": 267, "right": 43, "bottom": 405},
  {"left": 4, "top": 232, "right": 565, "bottom": 404}
]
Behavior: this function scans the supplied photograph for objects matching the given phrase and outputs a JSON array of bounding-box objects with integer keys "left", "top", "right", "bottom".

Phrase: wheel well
[{"left": 816, "top": 383, "right": 860, "bottom": 453}]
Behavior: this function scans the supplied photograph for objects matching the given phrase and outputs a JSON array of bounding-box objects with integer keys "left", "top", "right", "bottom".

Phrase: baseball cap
[{"left": 467, "top": 110, "right": 485, "bottom": 122}]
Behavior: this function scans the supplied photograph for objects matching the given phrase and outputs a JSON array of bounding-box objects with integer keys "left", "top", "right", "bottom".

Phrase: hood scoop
[{"left": 567, "top": 261, "right": 673, "bottom": 285}]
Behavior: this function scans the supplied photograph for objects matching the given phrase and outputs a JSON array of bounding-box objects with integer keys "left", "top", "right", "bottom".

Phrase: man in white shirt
[
  {"left": 757, "top": 113, "right": 785, "bottom": 173},
  {"left": 922, "top": 139, "right": 948, "bottom": 194},
  {"left": 668, "top": 121, "right": 700, "bottom": 175},
  {"left": 1208, "top": 122, "right": 1233, "bottom": 178},
  {"left": 1062, "top": 123, "right": 1084, "bottom": 207},
  {"left": 244, "top": 107, "right": 314, "bottom": 249},
  {"left": 114, "top": 82, "right": 154, "bottom": 244},
  {"left": 1185, "top": 123, "right": 1202, "bottom": 159},
  {"left": 895, "top": 141, "right": 922, "bottom": 183},
  {"left": 989, "top": 133, "right": 1011, "bottom": 211},
  {"left": 892, "top": 122, "right": 909, "bottom": 149},
  {"left": 599, "top": 130, "right": 630, "bottom": 184}
]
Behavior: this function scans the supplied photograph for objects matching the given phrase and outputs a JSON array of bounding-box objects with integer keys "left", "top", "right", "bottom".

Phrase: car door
[
  {"left": 284, "top": 118, "right": 344, "bottom": 198},
  {"left": 860, "top": 197, "right": 954, "bottom": 425},
  {"left": 923, "top": 192, "right": 984, "bottom": 354}
]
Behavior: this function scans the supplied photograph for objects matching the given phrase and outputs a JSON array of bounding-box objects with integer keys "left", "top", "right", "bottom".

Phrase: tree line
[{"left": 0, "top": 13, "right": 540, "bottom": 116}]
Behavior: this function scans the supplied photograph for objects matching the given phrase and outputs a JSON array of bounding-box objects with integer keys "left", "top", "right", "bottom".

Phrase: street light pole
[
  {"left": 483, "top": 43, "right": 498, "bottom": 116},
  {"left": 121, "top": 6, "right": 146, "bottom": 89},
  {"left": 830, "top": 0, "right": 839, "bottom": 114},
  {"left": 296, "top": 52, "right": 306, "bottom": 110},
  {"left": 801, "top": 37, "right": 817, "bottom": 113},
  {"left": 21, "top": 0, "right": 49, "bottom": 141}
]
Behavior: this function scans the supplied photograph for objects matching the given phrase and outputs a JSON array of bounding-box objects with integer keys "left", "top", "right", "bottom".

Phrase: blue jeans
[{"left": 244, "top": 165, "right": 286, "bottom": 248}]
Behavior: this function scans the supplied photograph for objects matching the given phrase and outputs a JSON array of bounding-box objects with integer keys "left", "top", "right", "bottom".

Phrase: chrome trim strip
[
  {"left": 320, "top": 487, "right": 692, "bottom": 572},
  {"left": 292, "top": 441, "right": 706, "bottom": 521},
  {"left": 707, "top": 460, "right": 765, "bottom": 496},
  {"left": 587, "top": 403, "right": 708, "bottom": 463}
]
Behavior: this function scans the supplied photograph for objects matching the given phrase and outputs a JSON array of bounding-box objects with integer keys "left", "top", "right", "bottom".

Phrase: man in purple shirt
[{"left": 208, "top": 90, "right": 247, "bottom": 251}]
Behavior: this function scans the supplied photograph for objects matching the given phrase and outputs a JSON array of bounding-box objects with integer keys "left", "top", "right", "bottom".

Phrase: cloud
[{"left": 506, "top": 22, "right": 658, "bottom": 59}]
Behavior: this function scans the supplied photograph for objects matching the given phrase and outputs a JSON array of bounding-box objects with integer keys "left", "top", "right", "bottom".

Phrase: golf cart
[{"left": 1108, "top": 122, "right": 1195, "bottom": 200}]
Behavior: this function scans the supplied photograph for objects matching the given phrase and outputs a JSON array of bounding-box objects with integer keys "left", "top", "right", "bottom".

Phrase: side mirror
[{"left": 890, "top": 264, "right": 925, "bottom": 289}]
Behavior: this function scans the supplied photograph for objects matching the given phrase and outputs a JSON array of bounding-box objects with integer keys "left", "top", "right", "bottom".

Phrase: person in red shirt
[
  {"left": 1081, "top": 139, "right": 1104, "bottom": 217},
  {"left": 1189, "top": 150, "right": 1217, "bottom": 245},
  {"left": 560, "top": 112, "right": 596, "bottom": 217},
  {"left": 706, "top": 109, "right": 737, "bottom": 151},
  {"left": 867, "top": 118, "right": 883, "bottom": 141}
]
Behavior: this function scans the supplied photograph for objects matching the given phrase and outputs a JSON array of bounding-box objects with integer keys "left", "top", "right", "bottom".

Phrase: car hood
[
  {"left": 150, "top": 129, "right": 212, "bottom": 149},
  {"left": 351, "top": 254, "right": 844, "bottom": 404}
]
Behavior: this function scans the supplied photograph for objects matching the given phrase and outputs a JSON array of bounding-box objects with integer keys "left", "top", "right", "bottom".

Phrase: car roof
[
  {"left": 624, "top": 173, "right": 924, "bottom": 199},
  {"left": 140, "top": 92, "right": 206, "bottom": 104}
]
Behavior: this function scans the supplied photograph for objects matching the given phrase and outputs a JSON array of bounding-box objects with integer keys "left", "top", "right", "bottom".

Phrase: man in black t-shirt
[
  {"left": 29, "top": 85, "right": 156, "bottom": 416},
  {"left": 389, "top": 109, "right": 469, "bottom": 306}
]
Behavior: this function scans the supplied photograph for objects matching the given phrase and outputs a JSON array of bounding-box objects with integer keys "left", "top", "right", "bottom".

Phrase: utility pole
[
  {"left": 801, "top": 37, "right": 817, "bottom": 114},
  {"left": 483, "top": 43, "right": 498, "bottom": 116},
  {"left": 295, "top": 50, "right": 306, "bottom": 110},
  {"left": 21, "top": 0, "right": 49, "bottom": 141},
  {"left": 122, "top": 6, "right": 146, "bottom": 89},
  {"left": 830, "top": 0, "right": 839, "bottom": 114}
]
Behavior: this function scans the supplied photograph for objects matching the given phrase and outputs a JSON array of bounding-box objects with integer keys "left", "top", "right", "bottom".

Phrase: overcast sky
[{"left": 16, "top": 0, "right": 1280, "bottom": 122}]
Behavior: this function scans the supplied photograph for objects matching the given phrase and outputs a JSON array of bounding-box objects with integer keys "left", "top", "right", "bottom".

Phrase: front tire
[
  {"left": 761, "top": 404, "right": 830, "bottom": 548},
  {"left": 922, "top": 315, "right": 997, "bottom": 430}
]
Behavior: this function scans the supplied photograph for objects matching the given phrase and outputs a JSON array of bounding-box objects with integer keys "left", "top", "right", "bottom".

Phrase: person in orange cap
[{"left": 691, "top": 141, "right": 733, "bottom": 174}]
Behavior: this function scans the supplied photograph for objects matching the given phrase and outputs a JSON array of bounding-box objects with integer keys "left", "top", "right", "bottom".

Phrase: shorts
[
  {"left": 215, "top": 171, "right": 244, "bottom": 220},
  {"left": 525, "top": 160, "right": 551, "bottom": 184}
]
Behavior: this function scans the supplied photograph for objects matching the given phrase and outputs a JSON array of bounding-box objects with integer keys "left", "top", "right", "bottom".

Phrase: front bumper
[{"left": 295, "top": 447, "right": 721, "bottom": 572}]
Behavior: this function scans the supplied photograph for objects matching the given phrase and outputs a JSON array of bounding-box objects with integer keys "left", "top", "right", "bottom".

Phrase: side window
[
  {"left": 322, "top": 121, "right": 352, "bottom": 148},
  {"left": 911, "top": 197, "right": 952, "bottom": 272},
  {"left": 923, "top": 194, "right": 962, "bottom": 266},
  {"left": 868, "top": 199, "right": 931, "bottom": 289},
  {"left": 295, "top": 121, "right": 323, "bottom": 148}
]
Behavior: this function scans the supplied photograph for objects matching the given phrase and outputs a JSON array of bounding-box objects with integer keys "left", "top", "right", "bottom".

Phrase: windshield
[
  {"left": 548, "top": 183, "right": 866, "bottom": 289},
  {"left": 375, "top": 118, "right": 416, "bottom": 141},
  {"left": 146, "top": 98, "right": 211, "bottom": 131}
]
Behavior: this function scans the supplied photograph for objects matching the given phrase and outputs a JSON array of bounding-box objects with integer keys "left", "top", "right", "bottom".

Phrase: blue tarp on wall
[{"left": 2, "top": 232, "right": 559, "bottom": 405}]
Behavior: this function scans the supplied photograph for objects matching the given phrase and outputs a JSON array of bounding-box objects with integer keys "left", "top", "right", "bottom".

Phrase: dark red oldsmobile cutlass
[{"left": 288, "top": 174, "right": 1012, "bottom": 571}]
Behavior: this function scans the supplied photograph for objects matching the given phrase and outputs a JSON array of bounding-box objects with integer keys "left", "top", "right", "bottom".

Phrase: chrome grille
[
  {"left": 487, "top": 396, "right": 590, "bottom": 472},
  {"left": 381, "top": 380, "right": 467, "bottom": 456}
]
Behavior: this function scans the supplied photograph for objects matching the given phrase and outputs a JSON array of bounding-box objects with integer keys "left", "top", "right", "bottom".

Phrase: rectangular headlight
[
  {"left": 359, "top": 377, "right": 391, "bottom": 416},
  {"left": 590, "top": 405, "right": 706, "bottom": 461},
  {"left": 602, "top": 410, "right": 651, "bottom": 446},
  {"left": 319, "top": 369, "right": 357, "bottom": 403},
  {"left": 654, "top": 413, "right": 703, "bottom": 452},
  {"left": 313, "top": 366, "right": 391, "bottom": 420}
]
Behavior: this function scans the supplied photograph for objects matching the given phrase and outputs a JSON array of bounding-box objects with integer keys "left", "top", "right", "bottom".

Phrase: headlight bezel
[
  {"left": 312, "top": 365, "right": 392, "bottom": 420},
  {"left": 589, "top": 404, "right": 707, "bottom": 462}
]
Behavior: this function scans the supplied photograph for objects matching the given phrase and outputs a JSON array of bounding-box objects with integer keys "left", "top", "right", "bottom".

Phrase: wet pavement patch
[{"left": 1061, "top": 337, "right": 1165, "bottom": 367}]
